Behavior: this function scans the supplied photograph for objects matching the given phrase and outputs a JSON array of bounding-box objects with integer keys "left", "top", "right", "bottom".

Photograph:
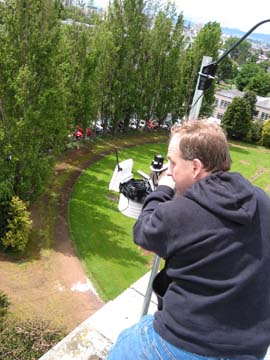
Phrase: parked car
[
  {"left": 129, "top": 119, "right": 137, "bottom": 129},
  {"left": 138, "top": 120, "right": 146, "bottom": 129},
  {"left": 148, "top": 119, "right": 158, "bottom": 129},
  {"left": 95, "top": 123, "right": 104, "bottom": 134},
  {"left": 72, "top": 125, "right": 92, "bottom": 140}
]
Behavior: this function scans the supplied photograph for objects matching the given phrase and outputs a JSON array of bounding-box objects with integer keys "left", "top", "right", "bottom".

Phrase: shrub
[
  {"left": 0, "top": 319, "right": 65, "bottom": 360},
  {"left": 0, "top": 196, "right": 32, "bottom": 252},
  {"left": 261, "top": 119, "right": 270, "bottom": 148},
  {"left": 250, "top": 120, "right": 263, "bottom": 144},
  {"left": 0, "top": 290, "right": 10, "bottom": 321}
]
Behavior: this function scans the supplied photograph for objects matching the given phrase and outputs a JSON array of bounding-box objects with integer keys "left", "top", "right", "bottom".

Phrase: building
[{"left": 213, "top": 89, "right": 270, "bottom": 121}]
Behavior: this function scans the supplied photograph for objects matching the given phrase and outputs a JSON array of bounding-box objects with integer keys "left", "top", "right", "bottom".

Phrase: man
[{"left": 107, "top": 120, "right": 270, "bottom": 360}]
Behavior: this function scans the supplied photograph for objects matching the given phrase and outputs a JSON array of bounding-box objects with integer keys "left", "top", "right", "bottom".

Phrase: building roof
[
  {"left": 256, "top": 97, "right": 270, "bottom": 110},
  {"left": 216, "top": 89, "right": 270, "bottom": 110},
  {"left": 216, "top": 89, "right": 244, "bottom": 99}
]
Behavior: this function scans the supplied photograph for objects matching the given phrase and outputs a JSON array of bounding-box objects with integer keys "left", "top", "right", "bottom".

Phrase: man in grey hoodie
[{"left": 107, "top": 120, "right": 270, "bottom": 360}]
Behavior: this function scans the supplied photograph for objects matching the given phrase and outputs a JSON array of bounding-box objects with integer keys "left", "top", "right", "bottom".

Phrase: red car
[
  {"left": 72, "top": 125, "right": 92, "bottom": 140},
  {"left": 148, "top": 120, "right": 158, "bottom": 129}
]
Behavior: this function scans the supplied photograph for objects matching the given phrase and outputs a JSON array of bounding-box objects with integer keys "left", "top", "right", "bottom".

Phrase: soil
[{"left": 0, "top": 145, "right": 106, "bottom": 333}]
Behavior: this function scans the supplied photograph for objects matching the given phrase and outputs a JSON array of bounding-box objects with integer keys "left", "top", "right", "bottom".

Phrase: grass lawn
[{"left": 68, "top": 141, "right": 270, "bottom": 302}]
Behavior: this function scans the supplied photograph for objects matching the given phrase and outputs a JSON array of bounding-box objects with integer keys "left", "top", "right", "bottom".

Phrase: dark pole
[{"left": 198, "top": 19, "right": 270, "bottom": 91}]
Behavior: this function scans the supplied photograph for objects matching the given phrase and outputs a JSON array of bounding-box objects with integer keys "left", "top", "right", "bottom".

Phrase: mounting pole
[{"left": 189, "top": 56, "right": 212, "bottom": 121}]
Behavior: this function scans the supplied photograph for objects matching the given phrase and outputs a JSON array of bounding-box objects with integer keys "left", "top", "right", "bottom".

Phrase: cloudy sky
[{"left": 92, "top": 0, "right": 270, "bottom": 35}]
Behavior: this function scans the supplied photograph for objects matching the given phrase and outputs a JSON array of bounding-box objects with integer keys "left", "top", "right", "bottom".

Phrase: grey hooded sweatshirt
[{"left": 133, "top": 171, "right": 270, "bottom": 359}]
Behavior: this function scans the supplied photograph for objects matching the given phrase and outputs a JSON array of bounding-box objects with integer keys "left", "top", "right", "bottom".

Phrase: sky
[{"left": 92, "top": 0, "right": 270, "bottom": 35}]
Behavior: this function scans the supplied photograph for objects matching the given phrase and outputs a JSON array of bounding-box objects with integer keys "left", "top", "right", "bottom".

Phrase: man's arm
[{"left": 133, "top": 185, "right": 174, "bottom": 258}]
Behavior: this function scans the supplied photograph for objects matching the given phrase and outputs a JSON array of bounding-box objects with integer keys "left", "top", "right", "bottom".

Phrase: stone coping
[{"left": 39, "top": 271, "right": 270, "bottom": 360}]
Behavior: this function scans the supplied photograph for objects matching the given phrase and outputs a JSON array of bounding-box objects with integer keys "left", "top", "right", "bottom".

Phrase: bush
[
  {"left": 0, "top": 319, "right": 65, "bottom": 360},
  {"left": 261, "top": 119, "right": 270, "bottom": 147},
  {"left": 0, "top": 290, "right": 10, "bottom": 321},
  {"left": 0, "top": 196, "right": 32, "bottom": 252},
  {"left": 250, "top": 120, "right": 263, "bottom": 144}
]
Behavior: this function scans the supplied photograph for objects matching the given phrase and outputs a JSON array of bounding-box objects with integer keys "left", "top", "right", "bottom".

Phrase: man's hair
[{"left": 171, "top": 120, "right": 231, "bottom": 172}]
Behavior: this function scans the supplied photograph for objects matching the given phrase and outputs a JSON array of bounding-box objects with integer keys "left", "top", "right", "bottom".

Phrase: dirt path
[{"left": 0, "top": 146, "right": 106, "bottom": 332}]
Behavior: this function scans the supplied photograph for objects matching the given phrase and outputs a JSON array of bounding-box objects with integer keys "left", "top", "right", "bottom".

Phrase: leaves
[
  {"left": 221, "top": 96, "right": 252, "bottom": 140},
  {"left": 1, "top": 196, "right": 32, "bottom": 252}
]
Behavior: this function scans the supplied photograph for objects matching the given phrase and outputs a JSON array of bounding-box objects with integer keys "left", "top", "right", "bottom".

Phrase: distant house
[{"left": 213, "top": 89, "right": 270, "bottom": 121}]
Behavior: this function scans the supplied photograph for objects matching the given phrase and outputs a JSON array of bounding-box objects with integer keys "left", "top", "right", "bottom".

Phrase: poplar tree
[
  {"left": 104, "top": 0, "right": 148, "bottom": 132},
  {"left": 0, "top": 0, "right": 68, "bottom": 201}
]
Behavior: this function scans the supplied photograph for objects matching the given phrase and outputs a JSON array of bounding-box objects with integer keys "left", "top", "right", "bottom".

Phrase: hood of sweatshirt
[{"left": 184, "top": 172, "right": 257, "bottom": 225}]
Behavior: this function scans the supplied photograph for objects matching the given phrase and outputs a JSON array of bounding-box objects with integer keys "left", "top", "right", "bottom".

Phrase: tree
[
  {"left": 97, "top": 0, "right": 149, "bottom": 133},
  {"left": 62, "top": 19, "right": 100, "bottom": 134},
  {"left": 0, "top": 0, "right": 69, "bottom": 201},
  {"left": 261, "top": 119, "right": 270, "bottom": 147},
  {"left": 223, "top": 37, "right": 251, "bottom": 65},
  {"left": 243, "top": 91, "right": 258, "bottom": 118},
  {"left": 153, "top": 13, "right": 185, "bottom": 125},
  {"left": 216, "top": 57, "right": 237, "bottom": 83},
  {"left": 235, "top": 63, "right": 264, "bottom": 92},
  {"left": 221, "top": 97, "right": 252, "bottom": 140},
  {"left": 246, "top": 72, "right": 270, "bottom": 97},
  {"left": 142, "top": 6, "right": 185, "bottom": 125}
]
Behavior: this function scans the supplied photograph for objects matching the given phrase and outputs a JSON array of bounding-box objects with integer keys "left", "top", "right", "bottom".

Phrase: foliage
[
  {"left": 0, "top": 196, "right": 11, "bottom": 240},
  {"left": 216, "top": 57, "right": 237, "bottom": 83},
  {"left": 0, "top": 291, "right": 10, "bottom": 321},
  {"left": 258, "top": 60, "right": 270, "bottom": 73},
  {"left": 0, "top": 0, "right": 69, "bottom": 201},
  {"left": 235, "top": 63, "right": 261, "bottom": 91},
  {"left": 246, "top": 72, "right": 270, "bottom": 97},
  {"left": 235, "top": 63, "right": 270, "bottom": 96},
  {"left": 2, "top": 0, "right": 262, "bottom": 208},
  {"left": 106, "top": 0, "right": 149, "bottom": 131},
  {"left": 143, "top": 7, "right": 185, "bottom": 124},
  {"left": 261, "top": 119, "right": 270, "bottom": 147},
  {"left": 0, "top": 319, "right": 65, "bottom": 360},
  {"left": 223, "top": 37, "right": 251, "bottom": 65},
  {"left": 250, "top": 120, "right": 263, "bottom": 144},
  {"left": 221, "top": 97, "right": 252, "bottom": 140},
  {"left": 62, "top": 14, "right": 100, "bottom": 133},
  {"left": 243, "top": 90, "right": 258, "bottom": 117},
  {"left": 0, "top": 196, "right": 32, "bottom": 252}
]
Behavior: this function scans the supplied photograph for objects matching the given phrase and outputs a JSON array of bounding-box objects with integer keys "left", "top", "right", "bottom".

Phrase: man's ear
[{"left": 192, "top": 158, "right": 204, "bottom": 179}]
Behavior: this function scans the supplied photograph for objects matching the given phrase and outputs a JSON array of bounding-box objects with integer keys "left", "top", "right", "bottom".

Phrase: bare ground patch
[{"left": 250, "top": 167, "right": 268, "bottom": 182}]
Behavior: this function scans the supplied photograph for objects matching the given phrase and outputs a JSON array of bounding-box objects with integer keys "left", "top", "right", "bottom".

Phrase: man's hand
[{"left": 158, "top": 170, "right": 175, "bottom": 190}]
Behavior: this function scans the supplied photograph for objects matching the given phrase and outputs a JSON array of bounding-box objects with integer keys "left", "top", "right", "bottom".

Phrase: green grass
[
  {"left": 68, "top": 141, "right": 270, "bottom": 301},
  {"left": 229, "top": 143, "right": 270, "bottom": 192},
  {"left": 68, "top": 143, "right": 169, "bottom": 301}
]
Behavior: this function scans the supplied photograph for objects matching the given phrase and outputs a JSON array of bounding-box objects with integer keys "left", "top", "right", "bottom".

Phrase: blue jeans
[{"left": 107, "top": 314, "right": 233, "bottom": 360}]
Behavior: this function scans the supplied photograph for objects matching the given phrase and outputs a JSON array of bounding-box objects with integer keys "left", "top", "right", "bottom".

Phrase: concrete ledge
[{"left": 39, "top": 270, "right": 270, "bottom": 360}]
